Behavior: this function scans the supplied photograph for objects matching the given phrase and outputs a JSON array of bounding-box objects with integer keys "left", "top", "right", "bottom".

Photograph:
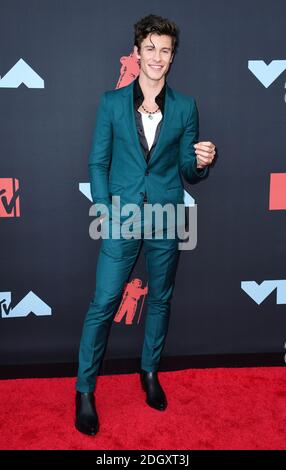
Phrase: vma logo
[
  {"left": 248, "top": 60, "right": 286, "bottom": 88},
  {"left": 241, "top": 280, "right": 286, "bottom": 305},
  {"left": 0, "top": 58, "right": 44, "bottom": 89},
  {"left": 0, "top": 291, "right": 52, "bottom": 318},
  {"left": 0, "top": 178, "right": 20, "bottom": 217}
]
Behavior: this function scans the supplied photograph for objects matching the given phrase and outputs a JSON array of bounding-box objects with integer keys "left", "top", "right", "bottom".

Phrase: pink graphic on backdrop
[
  {"left": 114, "top": 279, "right": 148, "bottom": 325},
  {"left": 115, "top": 52, "right": 140, "bottom": 89},
  {"left": 269, "top": 173, "right": 286, "bottom": 210},
  {"left": 0, "top": 178, "right": 20, "bottom": 218}
]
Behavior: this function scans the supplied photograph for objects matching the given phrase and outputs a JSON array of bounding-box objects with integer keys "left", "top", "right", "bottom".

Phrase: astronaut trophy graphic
[{"left": 114, "top": 278, "right": 148, "bottom": 325}]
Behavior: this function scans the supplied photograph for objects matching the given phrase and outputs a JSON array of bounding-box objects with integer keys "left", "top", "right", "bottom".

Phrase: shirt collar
[{"left": 133, "top": 75, "right": 166, "bottom": 113}]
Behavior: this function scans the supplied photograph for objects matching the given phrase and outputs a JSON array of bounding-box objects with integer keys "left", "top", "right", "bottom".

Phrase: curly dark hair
[{"left": 134, "top": 14, "right": 180, "bottom": 56}]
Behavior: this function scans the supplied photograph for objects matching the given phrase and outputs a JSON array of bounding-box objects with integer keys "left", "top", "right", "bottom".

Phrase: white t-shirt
[{"left": 139, "top": 110, "right": 162, "bottom": 150}]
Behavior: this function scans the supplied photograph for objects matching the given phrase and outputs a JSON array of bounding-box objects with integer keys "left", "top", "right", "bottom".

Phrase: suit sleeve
[
  {"left": 179, "top": 98, "right": 208, "bottom": 184},
  {"left": 88, "top": 91, "right": 112, "bottom": 214}
]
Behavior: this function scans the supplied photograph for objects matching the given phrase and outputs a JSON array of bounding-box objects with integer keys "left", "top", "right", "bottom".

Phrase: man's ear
[{"left": 133, "top": 45, "right": 141, "bottom": 60}]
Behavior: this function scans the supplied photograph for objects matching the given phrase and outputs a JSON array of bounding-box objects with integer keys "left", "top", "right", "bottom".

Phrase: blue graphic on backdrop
[{"left": 0, "top": 58, "right": 44, "bottom": 88}]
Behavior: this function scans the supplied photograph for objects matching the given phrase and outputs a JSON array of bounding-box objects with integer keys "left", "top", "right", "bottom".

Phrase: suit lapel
[{"left": 122, "top": 79, "right": 175, "bottom": 167}]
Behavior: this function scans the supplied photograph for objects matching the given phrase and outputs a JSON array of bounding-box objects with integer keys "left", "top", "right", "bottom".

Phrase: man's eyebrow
[{"left": 144, "top": 45, "right": 172, "bottom": 50}]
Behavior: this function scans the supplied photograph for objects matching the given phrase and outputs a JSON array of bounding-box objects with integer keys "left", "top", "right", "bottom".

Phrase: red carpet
[{"left": 0, "top": 367, "right": 285, "bottom": 450}]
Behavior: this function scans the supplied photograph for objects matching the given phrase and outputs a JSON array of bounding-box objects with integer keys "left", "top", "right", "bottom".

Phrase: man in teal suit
[{"left": 75, "top": 14, "right": 216, "bottom": 436}]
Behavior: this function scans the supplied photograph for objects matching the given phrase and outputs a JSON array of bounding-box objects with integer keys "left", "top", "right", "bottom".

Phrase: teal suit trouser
[{"left": 76, "top": 209, "right": 181, "bottom": 392}]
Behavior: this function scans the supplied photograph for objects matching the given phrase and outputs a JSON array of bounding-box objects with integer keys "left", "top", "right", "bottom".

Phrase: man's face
[{"left": 134, "top": 33, "right": 174, "bottom": 82}]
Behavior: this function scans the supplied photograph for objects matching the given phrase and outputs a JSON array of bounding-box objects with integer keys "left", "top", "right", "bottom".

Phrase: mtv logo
[
  {"left": 0, "top": 178, "right": 20, "bottom": 217},
  {"left": 79, "top": 182, "right": 195, "bottom": 206},
  {"left": 0, "top": 291, "right": 52, "bottom": 318},
  {"left": 0, "top": 58, "right": 44, "bottom": 88},
  {"left": 248, "top": 60, "right": 286, "bottom": 88},
  {"left": 241, "top": 280, "right": 286, "bottom": 305}
]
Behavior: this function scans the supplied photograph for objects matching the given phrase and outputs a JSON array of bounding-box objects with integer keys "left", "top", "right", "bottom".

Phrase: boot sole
[{"left": 75, "top": 420, "right": 99, "bottom": 436}]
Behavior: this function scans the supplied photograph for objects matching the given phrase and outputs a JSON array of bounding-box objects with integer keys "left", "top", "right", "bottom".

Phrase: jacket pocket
[{"left": 109, "top": 182, "right": 124, "bottom": 193}]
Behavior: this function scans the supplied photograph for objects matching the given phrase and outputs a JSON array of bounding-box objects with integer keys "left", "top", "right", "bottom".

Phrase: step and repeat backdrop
[{"left": 1, "top": 0, "right": 286, "bottom": 369}]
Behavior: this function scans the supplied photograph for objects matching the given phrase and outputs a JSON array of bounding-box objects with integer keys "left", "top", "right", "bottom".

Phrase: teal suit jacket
[{"left": 88, "top": 79, "right": 208, "bottom": 217}]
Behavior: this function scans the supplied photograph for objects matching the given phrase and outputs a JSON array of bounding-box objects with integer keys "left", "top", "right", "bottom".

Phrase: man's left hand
[{"left": 194, "top": 141, "right": 216, "bottom": 169}]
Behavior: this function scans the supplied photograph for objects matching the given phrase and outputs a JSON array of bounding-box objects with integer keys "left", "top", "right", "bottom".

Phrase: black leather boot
[
  {"left": 140, "top": 369, "right": 167, "bottom": 411},
  {"left": 75, "top": 391, "right": 99, "bottom": 436}
]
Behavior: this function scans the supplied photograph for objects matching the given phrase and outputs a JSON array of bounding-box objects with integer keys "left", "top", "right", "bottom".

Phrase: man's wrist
[{"left": 191, "top": 158, "right": 208, "bottom": 178}]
